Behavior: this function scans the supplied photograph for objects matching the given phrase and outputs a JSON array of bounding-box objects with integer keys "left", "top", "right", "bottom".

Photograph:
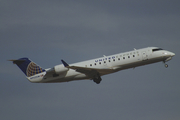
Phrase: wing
[{"left": 61, "top": 60, "right": 114, "bottom": 76}]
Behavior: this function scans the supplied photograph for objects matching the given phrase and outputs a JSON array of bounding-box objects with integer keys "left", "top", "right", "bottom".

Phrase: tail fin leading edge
[{"left": 9, "top": 58, "right": 45, "bottom": 77}]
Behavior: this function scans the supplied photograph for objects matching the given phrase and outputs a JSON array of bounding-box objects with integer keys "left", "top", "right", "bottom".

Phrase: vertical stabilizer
[{"left": 9, "top": 58, "right": 45, "bottom": 77}]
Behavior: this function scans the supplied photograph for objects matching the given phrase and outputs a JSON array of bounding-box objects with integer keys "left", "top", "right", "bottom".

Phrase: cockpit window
[{"left": 152, "top": 48, "right": 163, "bottom": 52}]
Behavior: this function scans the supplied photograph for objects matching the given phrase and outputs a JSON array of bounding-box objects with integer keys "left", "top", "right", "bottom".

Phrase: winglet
[{"left": 61, "top": 60, "right": 69, "bottom": 67}]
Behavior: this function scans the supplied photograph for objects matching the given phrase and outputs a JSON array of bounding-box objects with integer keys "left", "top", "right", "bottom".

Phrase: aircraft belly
[{"left": 42, "top": 70, "right": 89, "bottom": 83}]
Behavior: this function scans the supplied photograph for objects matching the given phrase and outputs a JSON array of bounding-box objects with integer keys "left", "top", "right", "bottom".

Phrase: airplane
[{"left": 9, "top": 47, "right": 175, "bottom": 84}]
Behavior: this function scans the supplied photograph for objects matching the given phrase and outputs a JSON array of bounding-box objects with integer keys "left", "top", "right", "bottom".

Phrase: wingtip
[{"left": 61, "top": 60, "right": 69, "bottom": 67}]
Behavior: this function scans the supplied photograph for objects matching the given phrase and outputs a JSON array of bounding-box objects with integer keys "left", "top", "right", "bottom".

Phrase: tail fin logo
[{"left": 26, "top": 62, "right": 45, "bottom": 77}]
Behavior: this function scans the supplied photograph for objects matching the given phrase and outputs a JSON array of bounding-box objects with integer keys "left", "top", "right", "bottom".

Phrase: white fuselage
[{"left": 28, "top": 47, "right": 175, "bottom": 83}]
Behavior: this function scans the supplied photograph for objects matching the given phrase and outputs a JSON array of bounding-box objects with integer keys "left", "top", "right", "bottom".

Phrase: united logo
[{"left": 26, "top": 62, "right": 45, "bottom": 77}]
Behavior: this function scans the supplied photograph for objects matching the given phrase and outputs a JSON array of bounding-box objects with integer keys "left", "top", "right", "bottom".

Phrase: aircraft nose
[{"left": 170, "top": 52, "right": 175, "bottom": 57}]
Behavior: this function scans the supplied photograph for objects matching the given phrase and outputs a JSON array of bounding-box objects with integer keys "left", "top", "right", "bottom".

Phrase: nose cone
[{"left": 170, "top": 52, "right": 175, "bottom": 57}]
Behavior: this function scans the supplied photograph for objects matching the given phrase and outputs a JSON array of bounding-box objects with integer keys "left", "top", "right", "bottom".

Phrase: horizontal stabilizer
[{"left": 8, "top": 59, "right": 26, "bottom": 64}]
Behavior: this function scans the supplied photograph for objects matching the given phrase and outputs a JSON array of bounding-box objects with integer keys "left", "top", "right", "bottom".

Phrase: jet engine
[{"left": 54, "top": 64, "right": 69, "bottom": 74}]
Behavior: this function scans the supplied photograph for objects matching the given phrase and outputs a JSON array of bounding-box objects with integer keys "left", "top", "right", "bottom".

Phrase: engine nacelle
[{"left": 54, "top": 64, "right": 69, "bottom": 74}]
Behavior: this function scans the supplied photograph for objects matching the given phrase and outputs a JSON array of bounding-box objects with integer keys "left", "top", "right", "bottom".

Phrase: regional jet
[{"left": 9, "top": 47, "right": 175, "bottom": 84}]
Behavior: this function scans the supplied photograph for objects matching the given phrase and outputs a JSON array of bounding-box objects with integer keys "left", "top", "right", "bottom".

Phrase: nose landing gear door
[{"left": 142, "top": 51, "right": 148, "bottom": 60}]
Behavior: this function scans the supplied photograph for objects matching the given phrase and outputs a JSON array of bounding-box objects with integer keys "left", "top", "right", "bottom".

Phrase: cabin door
[{"left": 142, "top": 51, "right": 148, "bottom": 60}]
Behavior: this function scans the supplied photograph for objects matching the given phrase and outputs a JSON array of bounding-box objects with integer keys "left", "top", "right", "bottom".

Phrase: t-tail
[{"left": 9, "top": 58, "right": 46, "bottom": 83}]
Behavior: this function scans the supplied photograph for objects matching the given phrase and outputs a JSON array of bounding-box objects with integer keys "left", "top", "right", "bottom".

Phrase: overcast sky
[{"left": 1, "top": 0, "right": 180, "bottom": 120}]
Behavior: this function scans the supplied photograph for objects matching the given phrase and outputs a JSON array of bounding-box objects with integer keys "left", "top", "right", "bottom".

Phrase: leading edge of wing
[{"left": 61, "top": 60, "right": 114, "bottom": 75}]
